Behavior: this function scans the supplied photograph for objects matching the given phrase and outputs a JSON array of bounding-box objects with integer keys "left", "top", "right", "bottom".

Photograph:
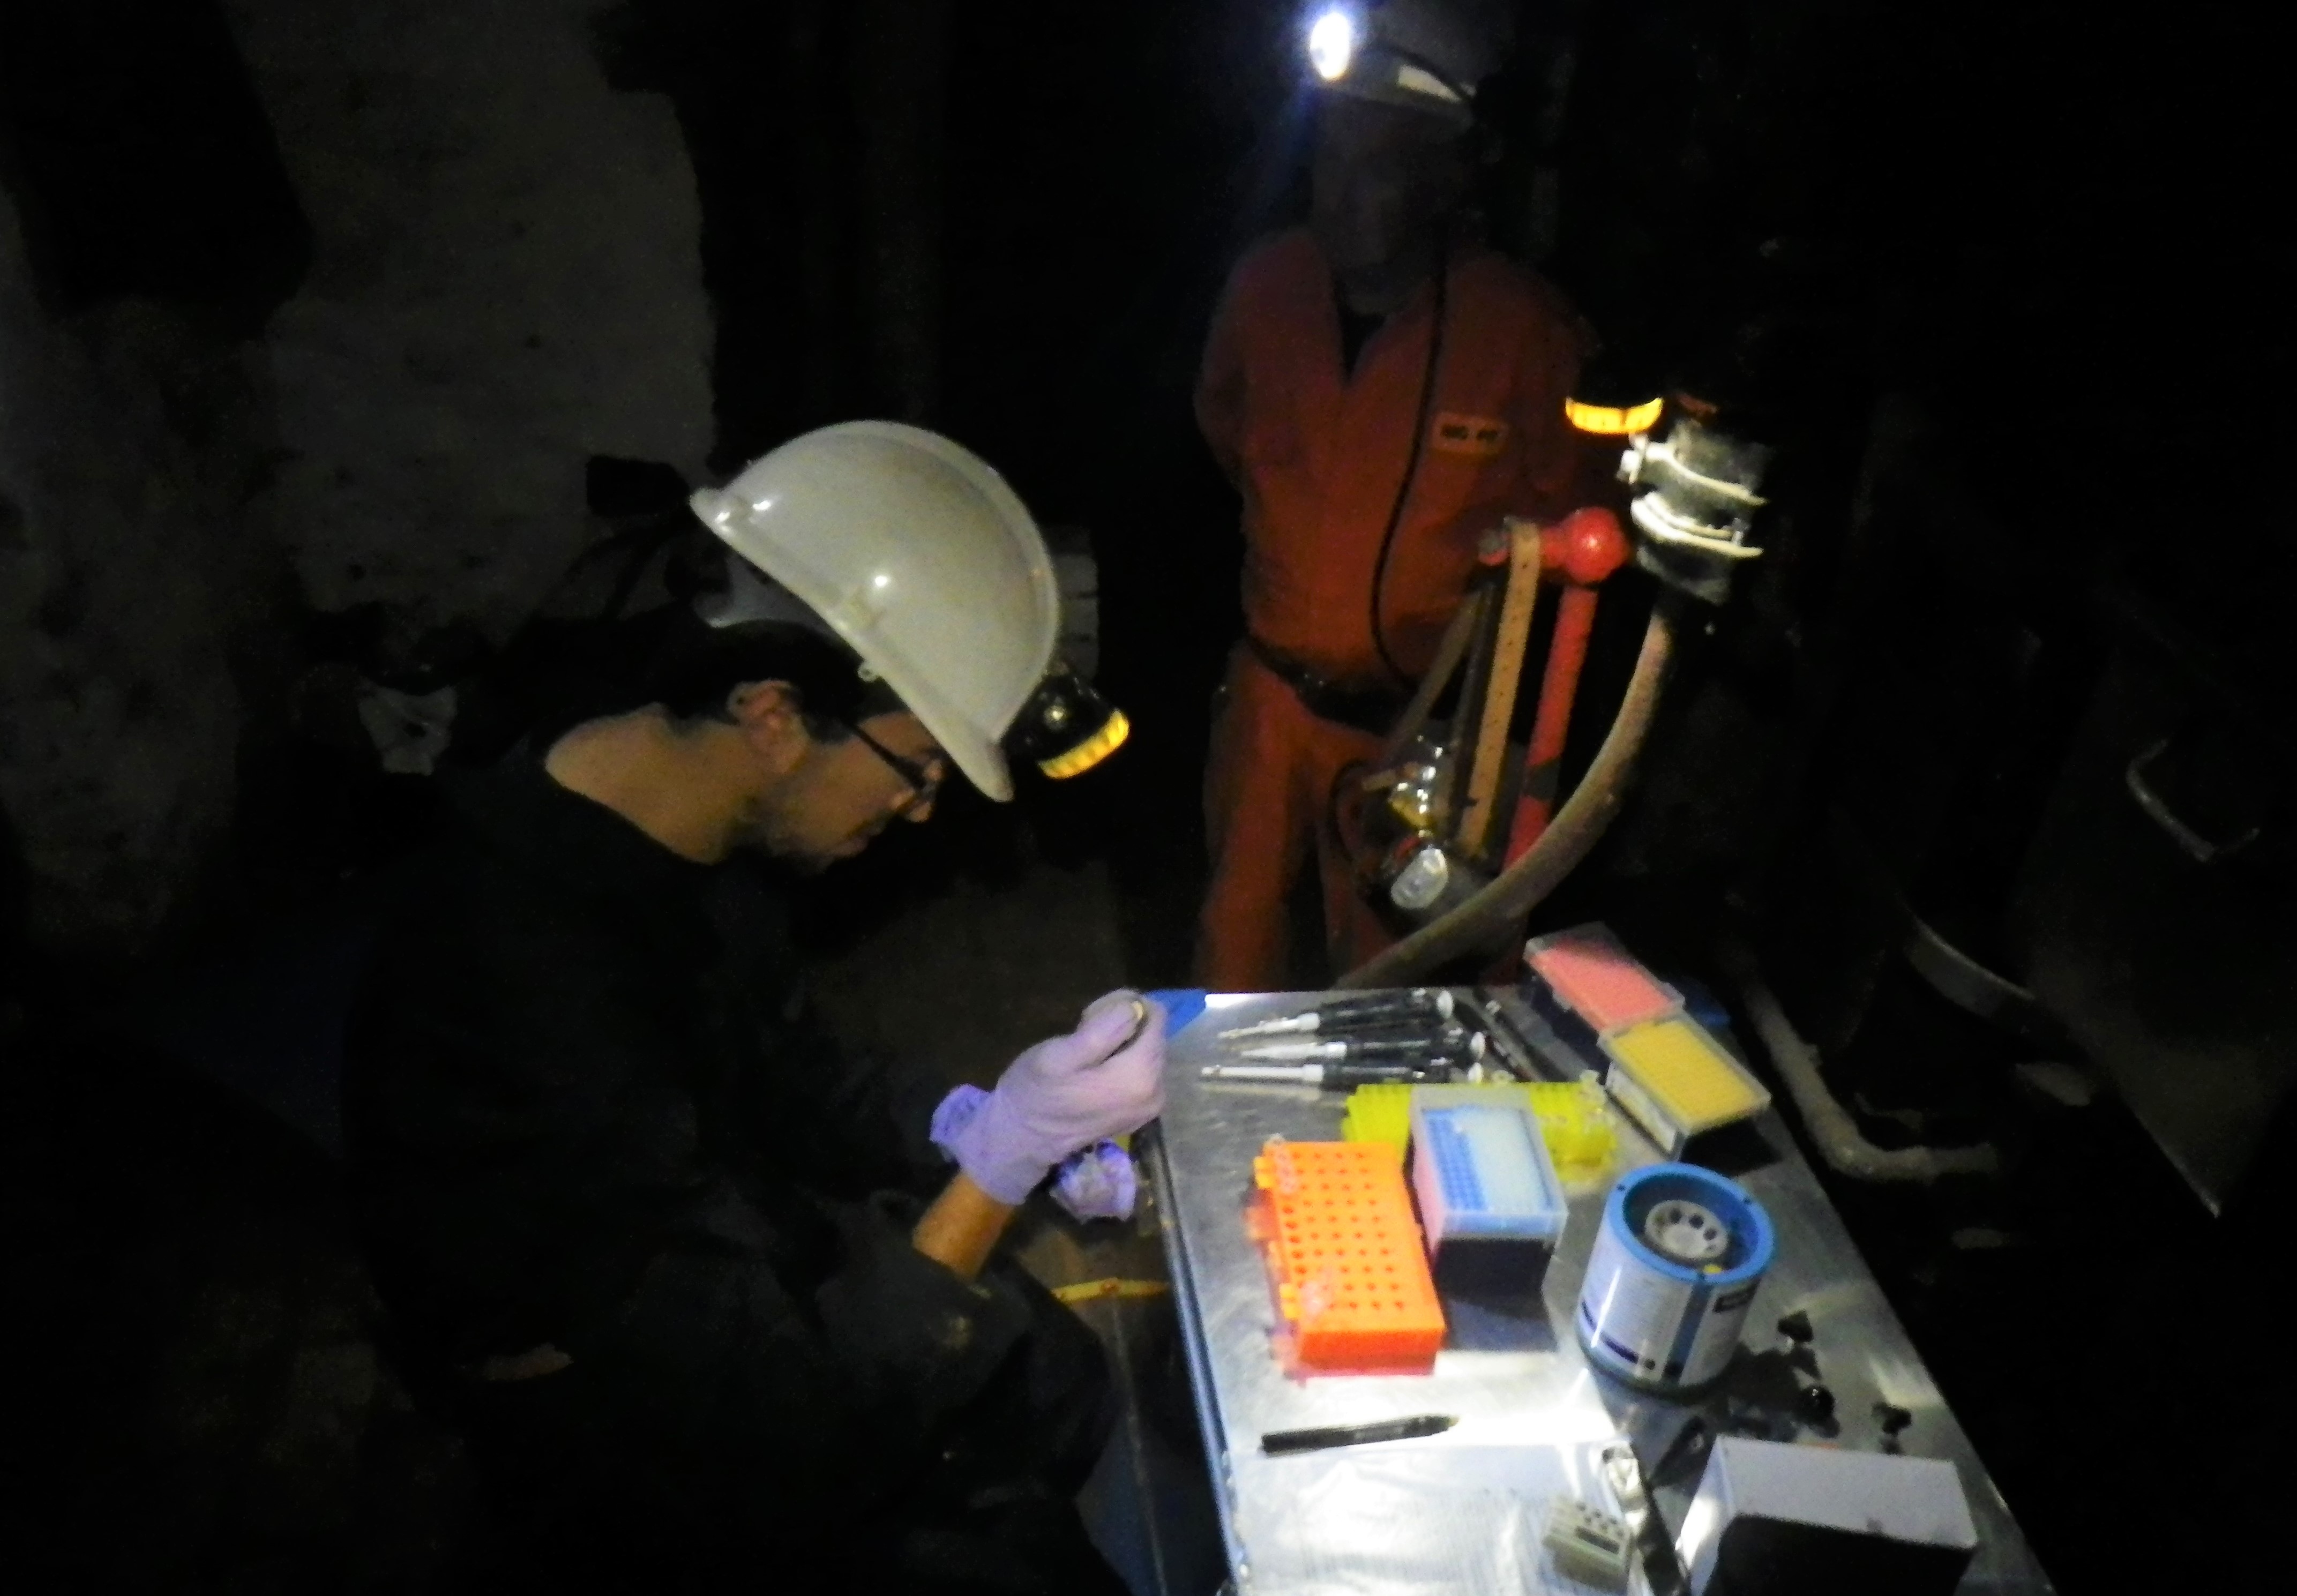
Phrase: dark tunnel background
[{"left": 2, "top": 1, "right": 2291, "bottom": 1590}]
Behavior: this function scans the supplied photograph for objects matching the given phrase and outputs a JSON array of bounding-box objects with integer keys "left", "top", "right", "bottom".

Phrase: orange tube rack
[{"left": 1248, "top": 1138, "right": 1446, "bottom": 1375}]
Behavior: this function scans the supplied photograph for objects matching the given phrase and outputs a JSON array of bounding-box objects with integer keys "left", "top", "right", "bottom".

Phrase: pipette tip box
[
  {"left": 1408, "top": 1088, "right": 1568, "bottom": 1297},
  {"left": 1524, "top": 923, "right": 1684, "bottom": 1032},
  {"left": 1598, "top": 1014, "right": 1771, "bottom": 1157}
]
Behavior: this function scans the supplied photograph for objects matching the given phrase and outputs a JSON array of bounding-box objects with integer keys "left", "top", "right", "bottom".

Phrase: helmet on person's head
[
  {"left": 1303, "top": 0, "right": 1508, "bottom": 128},
  {"left": 689, "top": 423, "right": 1125, "bottom": 803}
]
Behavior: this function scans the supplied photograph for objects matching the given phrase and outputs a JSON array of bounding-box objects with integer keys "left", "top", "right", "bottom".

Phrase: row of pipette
[{"left": 1200, "top": 988, "right": 1486, "bottom": 1088}]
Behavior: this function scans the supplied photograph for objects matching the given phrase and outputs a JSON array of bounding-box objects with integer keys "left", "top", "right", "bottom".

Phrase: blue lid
[
  {"left": 1603, "top": 1163, "right": 1774, "bottom": 1286},
  {"left": 1142, "top": 988, "right": 1208, "bottom": 1038}
]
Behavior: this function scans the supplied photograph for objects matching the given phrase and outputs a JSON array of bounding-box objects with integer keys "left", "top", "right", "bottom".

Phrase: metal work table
[{"left": 1147, "top": 988, "right": 2054, "bottom": 1596}]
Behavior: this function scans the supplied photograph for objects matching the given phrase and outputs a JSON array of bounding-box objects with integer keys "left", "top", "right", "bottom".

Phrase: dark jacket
[{"left": 343, "top": 762, "right": 1043, "bottom": 1569}]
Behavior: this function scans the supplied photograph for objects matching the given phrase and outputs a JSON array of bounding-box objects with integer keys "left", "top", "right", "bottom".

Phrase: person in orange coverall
[{"left": 1194, "top": 2, "right": 1593, "bottom": 990}]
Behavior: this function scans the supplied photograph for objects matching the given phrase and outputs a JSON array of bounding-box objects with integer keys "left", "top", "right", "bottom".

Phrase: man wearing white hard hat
[
  {"left": 346, "top": 423, "right": 1151, "bottom": 1593},
  {"left": 1195, "top": 0, "right": 1595, "bottom": 988}
]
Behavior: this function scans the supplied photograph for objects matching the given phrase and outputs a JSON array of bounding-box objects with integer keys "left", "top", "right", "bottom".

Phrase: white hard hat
[
  {"left": 1304, "top": 0, "right": 1507, "bottom": 125},
  {"left": 689, "top": 422, "right": 1070, "bottom": 802}
]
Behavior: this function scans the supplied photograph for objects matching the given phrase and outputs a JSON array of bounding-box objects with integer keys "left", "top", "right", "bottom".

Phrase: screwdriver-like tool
[
  {"left": 1261, "top": 1413, "right": 1456, "bottom": 1455},
  {"left": 1218, "top": 988, "right": 1455, "bottom": 1040},
  {"left": 1232, "top": 1026, "right": 1485, "bottom": 1066},
  {"left": 1201, "top": 1060, "right": 1450, "bottom": 1089}
]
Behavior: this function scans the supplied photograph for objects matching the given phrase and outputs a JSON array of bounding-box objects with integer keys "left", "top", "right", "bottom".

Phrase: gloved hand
[
  {"left": 1051, "top": 1139, "right": 1139, "bottom": 1223},
  {"left": 932, "top": 990, "right": 1165, "bottom": 1204}
]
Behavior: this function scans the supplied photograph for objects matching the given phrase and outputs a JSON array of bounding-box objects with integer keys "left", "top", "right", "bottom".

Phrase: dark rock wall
[
  {"left": 223, "top": 0, "right": 712, "bottom": 639},
  {"left": 1, "top": 199, "right": 279, "bottom": 954},
  {"left": 2, "top": 1, "right": 713, "bottom": 957}
]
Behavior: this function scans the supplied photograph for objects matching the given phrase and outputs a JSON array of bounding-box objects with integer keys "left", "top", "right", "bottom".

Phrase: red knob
[{"left": 1545, "top": 506, "right": 1631, "bottom": 586}]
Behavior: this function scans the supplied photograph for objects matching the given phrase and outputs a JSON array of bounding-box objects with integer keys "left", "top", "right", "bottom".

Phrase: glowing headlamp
[
  {"left": 1004, "top": 664, "right": 1131, "bottom": 781},
  {"left": 1307, "top": 7, "right": 1361, "bottom": 82},
  {"left": 1303, "top": 3, "right": 1473, "bottom": 120},
  {"left": 1565, "top": 351, "right": 1666, "bottom": 438},
  {"left": 1565, "top": 395, "right": 1666, "bottom": 437}
]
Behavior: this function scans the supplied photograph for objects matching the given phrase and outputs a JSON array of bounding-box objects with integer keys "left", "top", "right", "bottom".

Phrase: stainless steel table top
[{"left": 1147, "top": 989, "right": 2054, "bottom": 1596}]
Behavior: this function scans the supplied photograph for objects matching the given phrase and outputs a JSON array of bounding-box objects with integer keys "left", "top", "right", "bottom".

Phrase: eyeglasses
[{"left": 847, "top": 722, "right": 946, "bottom": 810}]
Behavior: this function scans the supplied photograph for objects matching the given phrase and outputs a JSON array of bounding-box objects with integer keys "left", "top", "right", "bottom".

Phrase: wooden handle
[{"left": 1456, "top": 518, "right": 1545, "bottom": 860}]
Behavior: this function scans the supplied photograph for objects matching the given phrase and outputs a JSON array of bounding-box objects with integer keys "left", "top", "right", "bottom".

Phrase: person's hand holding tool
[{"left": 934, "top": 991, "right": 1165, "bottom": 1203}]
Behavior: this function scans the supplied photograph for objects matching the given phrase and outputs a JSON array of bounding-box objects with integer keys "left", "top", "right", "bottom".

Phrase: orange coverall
[{"left": 1194, "top": 227, "right": 1591, "bottom": 990}]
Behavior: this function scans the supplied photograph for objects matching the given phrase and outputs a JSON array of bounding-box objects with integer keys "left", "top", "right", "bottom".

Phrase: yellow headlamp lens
[
  {"left": 1564, "top": 396, "right": 1665, "bottom": 436},
  {"left": 1038, "top": 710, "right": 1131, "bottom": 780}
]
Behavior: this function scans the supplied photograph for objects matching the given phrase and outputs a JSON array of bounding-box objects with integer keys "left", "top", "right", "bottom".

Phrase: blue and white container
[
  {"left": 1576, "top": 1164, "right": 1775, "bottom": 1392},
  {"left": 1409, "top": 1090, "right": 1569, "bottom": 1246},
  {"left": 1409, "top": 1088, "right": 1569, "bottom": 1295}
]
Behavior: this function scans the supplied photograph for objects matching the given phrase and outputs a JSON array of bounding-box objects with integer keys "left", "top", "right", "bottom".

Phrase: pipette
[
  {"left": 1232, "top": 1027, "right": 1485, "bottom": 1066},
  {"left": 1200, "top": 1060, "right": 1450, "bottom": 1089},
  {"left": 1218, "top": 988, "right": 1455, "bottom": 1040}
]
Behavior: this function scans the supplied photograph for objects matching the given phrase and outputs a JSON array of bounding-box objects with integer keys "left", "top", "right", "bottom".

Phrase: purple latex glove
[
  {"left": 932, "top": 990, "right": 1165, "bottom": 1204},
  {"left": 927, "top": 1111, "right": 1136, "bottom": 1219},
  {"left": 1051, "top": 1140, "right": 1138, "bottom": 1222}
]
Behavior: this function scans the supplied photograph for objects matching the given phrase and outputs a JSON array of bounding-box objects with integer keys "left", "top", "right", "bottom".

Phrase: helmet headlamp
[
  {"left": 1307, "top": 8, "right": 1361, "bottom": 82},
  {"left": 1004, "top": 664, "right": 1130, "bottom": 781},
  {"left": 1301, "top": 1, "right": 1478, "bottom": 121}
]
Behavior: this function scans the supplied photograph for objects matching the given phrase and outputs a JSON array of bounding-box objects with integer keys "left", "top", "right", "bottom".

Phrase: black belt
[
  {"left": 469, "top": 1342, "right": 574, "bottom": 1382},
  {"left": 1246, "top": 636, "right": 1409, "bottom": 736}
]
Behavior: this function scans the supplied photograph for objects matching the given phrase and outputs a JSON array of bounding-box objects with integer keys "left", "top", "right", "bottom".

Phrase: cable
[{"left": 1367, "top": 239, "right": 1450, "bottom": 686}]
